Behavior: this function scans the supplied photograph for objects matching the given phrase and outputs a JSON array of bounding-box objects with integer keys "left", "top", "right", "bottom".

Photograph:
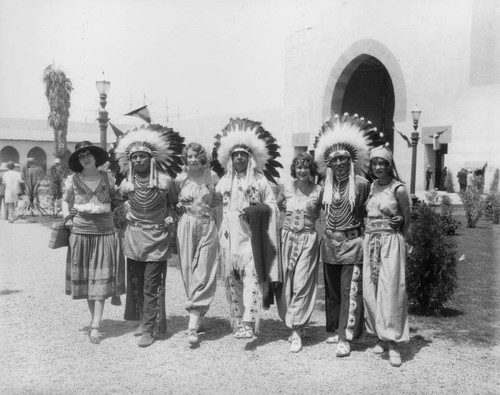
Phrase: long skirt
[
  {"left": 277, "top": 229, "right": 319, "bottom": 329},
  {"left": 177, "top": 214, "right": 219, "bottom": 315},
  {"left": 65, "top": 232, "right": 125, "bottom": 300},
  {"left": 362, "top": 231, "right": 410, "bottom": 343}
]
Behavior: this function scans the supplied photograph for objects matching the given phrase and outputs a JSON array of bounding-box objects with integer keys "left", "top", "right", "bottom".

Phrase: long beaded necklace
[{"left": 326, "top": 174, "right": 351, "bottom": 230}]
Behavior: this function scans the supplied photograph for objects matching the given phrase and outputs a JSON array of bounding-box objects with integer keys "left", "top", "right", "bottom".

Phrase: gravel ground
[{"left": 0, "top": 219, "right": 499, "bottom": 394}]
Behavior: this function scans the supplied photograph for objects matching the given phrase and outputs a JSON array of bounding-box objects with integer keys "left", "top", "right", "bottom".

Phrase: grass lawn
[{"left": 409, "top": 207, "right": 500, "bottom": 346}]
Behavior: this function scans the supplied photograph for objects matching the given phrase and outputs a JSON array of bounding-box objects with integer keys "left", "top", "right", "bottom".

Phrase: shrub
[
  {"left": 490, "top": 168, "right": 499, "bottom": 193},
  {"left": 459, "top": 186, "right": 485, "bottom": 228},
  {"left": 17, "top": 170, "right": 47, "bottom": 217},
  {"left": 406, "top": 203, "right": 457, "bottom": 315},
  {"left": 439, "top": 194, "right": 461, "bottom": 235},
  {"left": 484, "top": 192, "right": 500, "bottom": 224},
  {"left": 425, "top": 189, "right": 439, "bottom": 205}
]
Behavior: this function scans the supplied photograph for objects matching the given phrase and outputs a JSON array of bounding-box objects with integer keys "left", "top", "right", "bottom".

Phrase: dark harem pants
[{"left": 323, "top": 263, "right": 364, "bottom": 342}]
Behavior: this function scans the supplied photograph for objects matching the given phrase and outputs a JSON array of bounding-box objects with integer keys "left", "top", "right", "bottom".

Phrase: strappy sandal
[
  {"left": 372, "top": 340, "right": 388, "bottom": 354},
  {"left": 89, "top": 327, "right": 101, "bottom": 345},
  {"left": 335, "top": 340, "right": 350, "bottom": 357},
  {"left": 233, "top": 324, "right": 253, "bottom": 339}
]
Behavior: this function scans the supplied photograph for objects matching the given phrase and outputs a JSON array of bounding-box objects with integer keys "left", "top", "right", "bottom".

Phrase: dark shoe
[
  {"left": 138, "top": 332, "right": 155, "bottom": 348},
  {"left": 134, "top": 324, "right": 143, "bottom": 337},
  {"left": 89, "top": 327, "right": 101, "bottom": 345}
]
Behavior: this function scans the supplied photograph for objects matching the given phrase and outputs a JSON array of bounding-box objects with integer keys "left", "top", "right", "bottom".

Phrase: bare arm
[{"left": 395, "top": 185, "right": 411, "bottom": 236}]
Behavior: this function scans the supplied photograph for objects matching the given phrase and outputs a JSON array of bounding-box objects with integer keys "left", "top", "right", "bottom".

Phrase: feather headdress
[
  {"left": 314, "top": 113, "right": 382, "bottom": 208},
  {"left": 114, "top": 124, "right": 184, "bottom": 191},
  {"left": 211, "top": 118, "right": 282, "bottom": 184}
]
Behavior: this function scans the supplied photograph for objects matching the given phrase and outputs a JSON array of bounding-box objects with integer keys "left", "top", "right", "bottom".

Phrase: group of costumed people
[{"left": 62, "top": 113, "right": 410, "bottom": 367}]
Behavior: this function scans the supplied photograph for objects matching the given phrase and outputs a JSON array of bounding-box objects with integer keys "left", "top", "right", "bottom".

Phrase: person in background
[
  {"left": 457, "top": 168, "right": 467, "bottom": 192},
  {"left": 62, "top": 141, "right": 125, "bottom": 344},
  {"left": 115, "top": 125, "right": 183, "bottom": 348},
  {"left": 425, "top": 165, "right": 433, "bottom": 191},
  {"left": 175, "top": 142, "right": 221, "bottom": 346},
  {"left": 363, "top": 145, "right": 411, "bottom": 368},
  {"left": 2, "top": 161, "right": 23, "bottom": 223},
  {"left": 276, "top": 152, "right": 322, "bottom": 353},
  {"left": 466, "top": 170, "right": 474, "bottom": 191},
  {"left": 0, "top": 162, "right": 8, "bottom": 219},
  {"left": 441, "top": 166, "right": 447, "bottom": 191}
]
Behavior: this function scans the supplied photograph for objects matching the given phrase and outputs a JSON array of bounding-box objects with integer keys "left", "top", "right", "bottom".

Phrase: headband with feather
[
  {"left": 211, "top": 118, "right": 282, "bottom": 185},
  {"left": 314, "top": 113, "right": 382, "bottom": 208},
  {"left": 114, "top": 124, "right": 184, "bottom": 190}
]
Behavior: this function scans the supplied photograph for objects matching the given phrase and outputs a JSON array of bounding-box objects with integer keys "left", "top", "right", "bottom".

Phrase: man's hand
[{"left": 389, "top": 215, "right": 404, "bottom": 230}]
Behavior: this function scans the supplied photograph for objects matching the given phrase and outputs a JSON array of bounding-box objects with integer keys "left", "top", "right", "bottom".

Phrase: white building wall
[{"left": 284, "top": 0, "right": 500, "bottom": 190}]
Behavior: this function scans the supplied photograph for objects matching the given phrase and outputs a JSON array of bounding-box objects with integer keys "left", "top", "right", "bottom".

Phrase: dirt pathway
[{"left": 0, "top": 219, "right": 498, "bottom": 394}]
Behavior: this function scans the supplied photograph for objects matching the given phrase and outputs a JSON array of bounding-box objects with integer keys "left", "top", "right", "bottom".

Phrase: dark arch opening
[
  {"left": 0, "top": 146, "right": 20, "bottom": 164},
  {"left": 337, "top": 56, "right": 395, "bottom": 149}
]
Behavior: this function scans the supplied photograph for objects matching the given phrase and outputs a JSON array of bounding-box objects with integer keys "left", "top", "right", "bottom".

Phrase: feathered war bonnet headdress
[
  {"left": 314, "top": 113, "right": 382, "bottom": 209},
  {"left": 114, "top": 124, "right": 184, "bottom": 192},
  {"left": 211, "top": 118, "right": 282, "bottom": 185}
]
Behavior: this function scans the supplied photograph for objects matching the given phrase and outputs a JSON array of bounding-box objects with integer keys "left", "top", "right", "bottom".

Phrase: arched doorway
[
  {"left": 27, "top": 147, "right": 48, "bottom": 172},
  {"left": 339, "top": 56, "right": 395, "bottom": 148},
  {"left": 0, "top": 146, "right": 20, "bottom": 164},
  {"left": 323, "top": 39, "right": 407, "bottom": 154}
]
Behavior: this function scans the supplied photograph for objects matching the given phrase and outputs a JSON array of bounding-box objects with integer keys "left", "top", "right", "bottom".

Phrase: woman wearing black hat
[{"left": 62, "top": 141, "right": 124, "bottom": 344}]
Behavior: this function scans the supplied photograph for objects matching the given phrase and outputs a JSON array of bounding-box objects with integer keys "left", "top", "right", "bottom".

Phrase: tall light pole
[
  {"left": 410, "top": 104, "right": 422, "bottom": 204},
  {"left": 96, "top": 73, "right": 111, "bottom": 150}
]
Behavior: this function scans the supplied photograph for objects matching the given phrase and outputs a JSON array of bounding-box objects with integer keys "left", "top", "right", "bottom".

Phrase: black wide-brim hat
[{"left": 68, "top": 141, "right": 109, "bottom": 172}]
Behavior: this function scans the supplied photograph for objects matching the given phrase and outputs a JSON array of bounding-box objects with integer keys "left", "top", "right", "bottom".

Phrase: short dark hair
[
  {"left": 181, "top": 142, "right": 209, "bottom": 166},
  {"left": 290, "top": 152, "right": 317, "bottom": 179}
]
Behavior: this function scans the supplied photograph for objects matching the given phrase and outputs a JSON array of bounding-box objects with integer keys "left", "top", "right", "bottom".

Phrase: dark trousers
[
  {"left": 129, "top": 259, "right": 167, "bottom": 334},
  {"left": 324, "top": 263, "right": 364, "bottom": 342}
]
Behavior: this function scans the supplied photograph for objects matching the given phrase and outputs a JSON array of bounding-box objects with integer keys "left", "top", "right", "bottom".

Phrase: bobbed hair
[
  {"left": 290, "top": 152, "right": 317, "bottom": 179},
  {"left": 181, "top": 142, "right": 210, "bottom": 166}
]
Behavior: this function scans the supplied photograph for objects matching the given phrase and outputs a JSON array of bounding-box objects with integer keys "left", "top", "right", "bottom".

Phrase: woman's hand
[{"left": 389, "top": 215, "right": 404, "bottom": 230}]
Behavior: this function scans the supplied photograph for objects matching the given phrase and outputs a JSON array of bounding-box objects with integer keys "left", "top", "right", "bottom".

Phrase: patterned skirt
[{"left": 65, "top": 232, "right": 125, "bottom": 300}]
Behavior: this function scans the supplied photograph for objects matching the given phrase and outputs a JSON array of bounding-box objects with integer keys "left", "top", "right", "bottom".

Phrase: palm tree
[{"left": 43, "top": 65, "right": 73, "bottom": 159}]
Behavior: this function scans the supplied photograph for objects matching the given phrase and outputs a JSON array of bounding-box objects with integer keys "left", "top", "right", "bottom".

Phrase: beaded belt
[
  {"left": 324, "top": 228, "right": 361, "bottom": 242},
  {"left": 129, "top": 221, "right": 166, "bottom": 230}
]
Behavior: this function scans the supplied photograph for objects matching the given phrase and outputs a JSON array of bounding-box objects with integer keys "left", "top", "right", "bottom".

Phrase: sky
[{"left": 0, "top": 0, "right": 325, "bottom": 124}]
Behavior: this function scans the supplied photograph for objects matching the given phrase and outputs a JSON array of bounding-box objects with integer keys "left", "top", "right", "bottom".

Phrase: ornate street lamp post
[
  {"left": 96, "top": 74, "right": 111, "bottom": 150},
  {"left": 410, "top": 104, "right": 422, "bottom": 204}
]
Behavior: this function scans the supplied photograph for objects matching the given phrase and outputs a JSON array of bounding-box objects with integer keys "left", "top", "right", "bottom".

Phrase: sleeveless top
[
  {"left": 175, "top": 170, "right": 218, "bottom": 220},
  {"left": 365, "top": 178, "right": 404, "bottom": 234},
  {"left": 282, "top": 181, "right": 321, "bottom": 232},
  {"left": 64, "top": 171, "right": 114, "bottom": 214}
]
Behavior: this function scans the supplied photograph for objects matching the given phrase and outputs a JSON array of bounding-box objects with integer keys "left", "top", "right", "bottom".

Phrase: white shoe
[
  {"left": 290, "top": 332, "right": 302, "bottom": 353},
  {"left": 326, "top": 334, "right": 339, "bottom": 344}
]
